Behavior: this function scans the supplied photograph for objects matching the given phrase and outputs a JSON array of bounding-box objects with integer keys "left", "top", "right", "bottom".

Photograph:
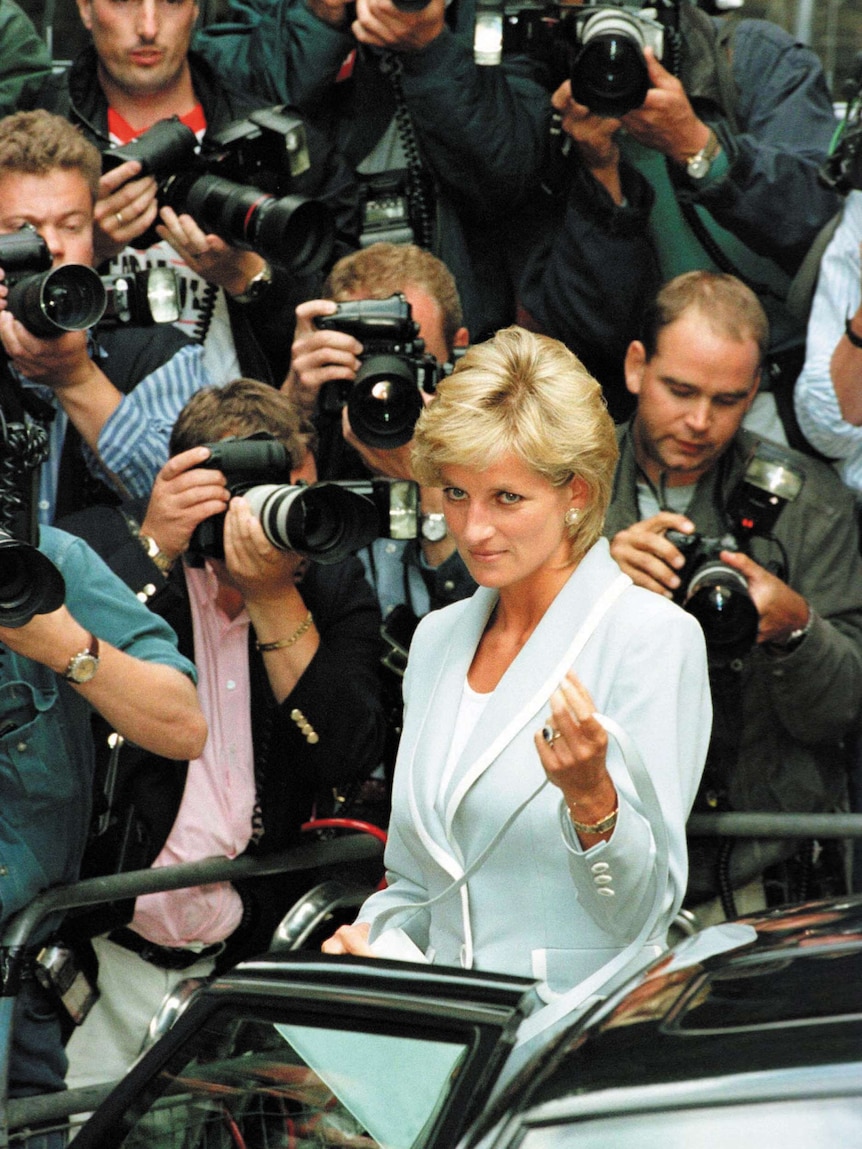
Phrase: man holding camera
[
  {"left": 0, "top": 523, "right": 206, "bottom": 1134},
  {"left": 194, "top": 0, "right": 549, "bottom": 340},
  {"left": 605, "top": 270, "right": 862, "bottom": 920},
  {"left": 63, "top": 377, "right": 385, "bottom": 1090},
  {"left": 56, "top": 0, "right": 358, "bottom": 390},
  {"left": 0, "top": 109, "right": 211, "bottom": 522},
  {"left": 514, "top": 0, "right": 839, "bottom": 432}
]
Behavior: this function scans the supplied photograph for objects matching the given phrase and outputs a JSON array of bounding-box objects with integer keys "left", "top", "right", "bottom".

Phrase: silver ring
[
  {"left": 542, "top": 724, "right": 562, "bottom": 746},
  {"left": 115, "top": 210, "right": 124, "bottom": 226}
]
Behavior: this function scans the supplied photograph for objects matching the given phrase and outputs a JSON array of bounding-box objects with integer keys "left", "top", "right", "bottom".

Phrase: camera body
[
  {"left": 315, "top": 293, "right": 451, "bottom": 449},
  {"left": 189, "top": 433, "right": 419, "bottom": 563},
  {"left": 475, "top": 0, "right": 667, "bottom": 117},
  {"left": 820, "top": 56, "right": 862, "bottom": 195},
  {"left": 665, "top": 443, "right": 805, "bottom": 662},
  {"left": 0, "top": 225, "right": 106, "bottom": 337},
  {"left": 102, "top": 108, "right": 334, "bottom": 275}
]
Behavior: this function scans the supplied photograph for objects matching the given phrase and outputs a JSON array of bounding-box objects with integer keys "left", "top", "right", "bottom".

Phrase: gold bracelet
[
  {"left": 255, "top": 610, "right": 314, "bottom": 652},
  {"left": 568, "top": 801, "right": 619, "bottom": 836}
]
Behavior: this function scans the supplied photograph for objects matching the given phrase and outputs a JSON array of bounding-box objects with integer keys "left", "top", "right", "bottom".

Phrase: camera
[
  {"left": 819, "top": 53, "right": 862, "bottom": 194},
  {"left": 474, "top": 0, "right": 667, "bottom": 117},
  {"left": 0, "top": 527, "right": 66, "bottom": 628},
  {"left": 315, "top": 294, "right": 452, "bottom": 449},
  {"left": 99, "top": 267, "right": 181, "bottom": 328},
  {"left": 0, "top": 226, "right": 106, "bottom": 337},
  {"left": 102, "top": 108, "right": 334, "bottom": 275},
  {"left": 666, "top": 443, "right": 804, "bottom": 662},
  {"left": 188, "top": 433, "right": 420, "bottom": 563}
]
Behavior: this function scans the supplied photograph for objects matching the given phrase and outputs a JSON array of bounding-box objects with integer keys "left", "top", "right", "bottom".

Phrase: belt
[{"left": 107, "top": 928, "right": 225, "bottom": 971}]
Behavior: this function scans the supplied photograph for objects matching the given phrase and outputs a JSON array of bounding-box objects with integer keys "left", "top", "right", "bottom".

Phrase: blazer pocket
[{"left": 533, "top": 943, "right": 664, "bottom": 998}]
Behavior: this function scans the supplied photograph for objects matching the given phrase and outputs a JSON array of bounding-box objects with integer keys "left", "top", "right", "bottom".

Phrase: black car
[{"left": 71, "top": 895, "right": 862, "bottom": 1149}]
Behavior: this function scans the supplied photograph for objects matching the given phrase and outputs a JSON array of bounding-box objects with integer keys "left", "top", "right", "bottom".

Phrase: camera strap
[{"left": 378, "top": 52, "right": 435, "bottom": 250}]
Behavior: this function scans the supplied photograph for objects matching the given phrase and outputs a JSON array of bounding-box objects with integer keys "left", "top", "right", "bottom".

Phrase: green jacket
[
  {"left": 0, "top": 0, "right": 59, "bottom": 115},
  {"left": 605, "top": 424, "right": 862, "bottom": 894}
]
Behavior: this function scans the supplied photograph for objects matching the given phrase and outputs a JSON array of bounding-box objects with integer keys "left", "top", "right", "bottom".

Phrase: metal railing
[{"left": 0, "top": 832, "right": 384, "bottom": 1149}]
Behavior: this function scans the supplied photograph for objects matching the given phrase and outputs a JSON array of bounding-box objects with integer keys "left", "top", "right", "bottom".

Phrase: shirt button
[
  {"left": 226, "top": 680, "right": 236, "bottom": 691},
  {"left": 444, "top": 580, "right": 455, "bottom": 591},
  {"left": 386, "top": 543, "right": 397, "bottom": 555},
  {"left": 16, "top": 741, "right": 27, "bottom": 752},
  {"left": 38, "top": 499, "right": 49, "bottom": 512}
]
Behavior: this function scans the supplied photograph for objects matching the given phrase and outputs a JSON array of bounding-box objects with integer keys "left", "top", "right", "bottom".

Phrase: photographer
[
  {"left": 57, "top": 0, "right": 359, "bottom": 389},
  {"left": 0, "top": 109, "right": 211, "bottom": 522},
  {"left": 795, "top": 190, "right": 862, "bottom": 498},
  {"left": 285, "top": 244, "right": 474, "bottom": 605},
  {"left": 0, "top": 525, "right": 205, "bottom": 1134},
  {"left": 513, "top": 0, "right": 840, "bottom": 430},
  {"left": 63, "top": 378, "right": 386, "bottom": 1090},
  {"left": 605, "top": 271, "right": 862, "bottom": 920},
  {"left": 194, "top": 0, "right": 550, "bottom": 339}
]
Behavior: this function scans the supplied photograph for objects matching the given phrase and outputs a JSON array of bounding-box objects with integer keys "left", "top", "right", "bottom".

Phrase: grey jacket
[{"left": 605, "top": 426, "right": 862, "bottom": 894}]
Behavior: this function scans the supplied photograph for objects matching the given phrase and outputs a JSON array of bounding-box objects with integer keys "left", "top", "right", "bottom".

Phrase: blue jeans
[{"left": 9, "top": 980, "right": 68, "bottom": 1149}]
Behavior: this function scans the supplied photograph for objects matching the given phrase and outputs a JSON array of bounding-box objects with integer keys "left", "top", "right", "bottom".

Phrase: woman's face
[{"left": 440, "top": 452, "right": 585, "bottom": 593}]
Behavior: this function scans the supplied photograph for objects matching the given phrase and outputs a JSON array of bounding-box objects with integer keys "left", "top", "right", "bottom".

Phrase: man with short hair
[
  {"left": 605, "top": 270, "right": 862, "bottom": 919},
  {"left": 63, "top": 378, "right": 385, "bottom": 1090},
  {"left": 60, "top": 0, "right": 358, "bottom": 387},
  {"left": 0, "top": 109, "right": 211, "bottom": 521},
  {"left": 0, "top": 525, "right": 206, "bottom": 1134},
  {"left": 284, "top": 241, "right": 474, "bottom": 618}
]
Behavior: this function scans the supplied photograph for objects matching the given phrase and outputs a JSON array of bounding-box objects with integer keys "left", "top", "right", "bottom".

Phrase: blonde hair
[
  {"left": 412, "top": 327, "right": 619, "bottom": 562},
  {"left": 0, "top": 110, "right": 101, "bottom": 202}
]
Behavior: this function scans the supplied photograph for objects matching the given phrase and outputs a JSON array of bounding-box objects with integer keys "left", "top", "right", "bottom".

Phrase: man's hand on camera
[
  {"left": 719, "top": 550, "right": 810, "bottom": 647},
  {"left": 609, "top": 511, "right": 695, "bottom": 598},
  {"left": 0, "top": 311, "right": 95, "bottom": 390},
  {"left": 156, "top": 207, "right": 262, "bottom": 296},
  {"left": 552, "top": 81, "right": 624, "bottom": 202},
  {"left": 353, "top": 0, "right": 445, "bottom": 51},
  {"left": 140, "top": 446, "right": 231, "bottom": 564},
  {"left": 93, "top": 159, "right": 159, "bottom": 265},
  {"left": 223, "top": 496, "right": 307, "bottom": 604},
  {"left": 620, "top": 48, "right": 712, "bottom": 166},
  {"left": 282, "top": 299, "right": 363, "bottom": 419}
]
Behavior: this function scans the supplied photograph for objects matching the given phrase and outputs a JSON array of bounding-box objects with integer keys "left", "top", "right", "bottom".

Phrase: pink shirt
[{"left": 132, "top": 563, "right": 256, "bottom": 947}]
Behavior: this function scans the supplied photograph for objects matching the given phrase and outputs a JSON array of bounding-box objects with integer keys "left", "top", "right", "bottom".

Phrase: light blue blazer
[{"left": 359, "top": 539, "right": 711, "bottom": 999}]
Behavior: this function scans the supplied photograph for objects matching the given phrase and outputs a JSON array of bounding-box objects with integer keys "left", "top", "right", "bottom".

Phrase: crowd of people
[{"left": 1, "top": 0, "right": 862, "bottom": 1132}]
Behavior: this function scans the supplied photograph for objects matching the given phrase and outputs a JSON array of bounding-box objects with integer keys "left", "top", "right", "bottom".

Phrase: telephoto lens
[{"left": 0, "top": 530, "right": 66, "bottom": 627}]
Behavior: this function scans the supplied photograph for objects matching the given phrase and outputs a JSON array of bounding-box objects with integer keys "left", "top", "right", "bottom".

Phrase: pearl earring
[{"left": 564, "top": 507, "right": 581, "bottom": 527}]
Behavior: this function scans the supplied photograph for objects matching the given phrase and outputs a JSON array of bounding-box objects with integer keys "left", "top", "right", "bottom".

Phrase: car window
[{"left": 110, "top": 1006, "right": 470, "bottom": 1149}]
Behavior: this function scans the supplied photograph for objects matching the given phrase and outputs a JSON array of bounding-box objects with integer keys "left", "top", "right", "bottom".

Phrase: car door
[{"left": 73, "top": 953, "right": 535, "bottom": 1149}]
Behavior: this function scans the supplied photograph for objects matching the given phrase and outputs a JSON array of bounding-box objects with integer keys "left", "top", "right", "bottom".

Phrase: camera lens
[
  {"left": 348, "top": 354, "right": 424, "bottom": 450},
  {"left": 0, "top": 533, "right": 66, "bottom": 628},
  {"left": 180, "top": 174, "right": 334, "bottom": 275},
  {"left": 571, "top": 12, "right": 651, "bottom": 117},
  {"left": 6, "top": 265, "right": 107, "bottom": 337},
  {"left": 244, "top": 483, "right": 379, "bottom": 564},
  {"left": 683, "top": 561, "right": 759, "bottom": 661}
]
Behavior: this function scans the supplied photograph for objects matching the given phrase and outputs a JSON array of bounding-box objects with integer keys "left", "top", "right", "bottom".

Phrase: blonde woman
[{"left": 324, "top": 327, "right": 711, "bottom": 1006}]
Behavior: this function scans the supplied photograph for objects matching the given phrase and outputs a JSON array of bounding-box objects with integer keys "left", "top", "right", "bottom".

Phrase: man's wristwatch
[
  {"left": 64, "top": 633, "right": 101, "bottom": 684},
  {"left": 420, "top": 512, "right": 448, "bottom": 542},
  {"left": 232, "top": 261, "right": 273, "bottom": 304},
  {"left": 684, "top": 128, "right": 721, "bottom": 181},
  {"left": 139, "top": 534, "right": 174, "bottom": 575}
]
